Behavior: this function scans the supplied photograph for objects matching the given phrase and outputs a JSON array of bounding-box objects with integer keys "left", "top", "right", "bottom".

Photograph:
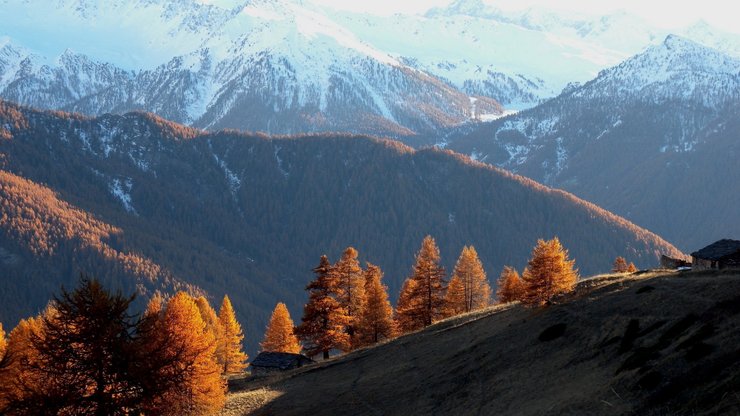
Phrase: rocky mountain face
[
  {"left": 0, "top": 101, "right": 683, "bottom": 351},
  {"left": 447, "top": 36, "right": 740, "bottom": 251}
]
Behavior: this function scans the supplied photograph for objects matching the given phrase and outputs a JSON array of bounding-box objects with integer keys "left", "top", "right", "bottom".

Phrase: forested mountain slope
[
  {"left": 0, "top": 100, "right": 683, "bottom": 351},
  {"left": 0, "top": 170, "right": 199, "bottom": 327},
  {"left": 447, "top": 36, "right": 740, "bottom": 250}
]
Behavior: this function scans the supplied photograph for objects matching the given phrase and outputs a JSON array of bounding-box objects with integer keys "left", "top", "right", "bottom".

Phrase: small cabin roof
[
  {"left": 251, "top": 351, "right": 313, "bottom": 370},
  {"left": 691, "top": 239, "right": 740, "bottom": 261}
]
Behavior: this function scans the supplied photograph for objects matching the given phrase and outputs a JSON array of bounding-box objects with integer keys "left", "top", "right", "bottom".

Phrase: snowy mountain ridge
[
  {"left": 0, "top": 0, "right": 506, "bottom": 140},
  {"left": 0, "top": 0, "right": 737, "bottom": 138},
  {"left": 445, "top": 35, "right": 740, "bottom": 249},
  {"left": 579, "top": 35, "right": 740, "bottom": 105},
  {"left": 453, "top": 35, "right": 740, "bottom": 169}
]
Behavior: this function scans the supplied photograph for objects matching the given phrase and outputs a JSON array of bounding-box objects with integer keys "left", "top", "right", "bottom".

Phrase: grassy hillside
[{"left": 224, "top": 270, "right": 740, "bottom": 416}]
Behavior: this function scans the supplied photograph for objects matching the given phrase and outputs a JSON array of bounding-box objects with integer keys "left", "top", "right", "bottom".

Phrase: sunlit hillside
[{"left": 224, "top": 269, "right": 740, "bottom": 415}]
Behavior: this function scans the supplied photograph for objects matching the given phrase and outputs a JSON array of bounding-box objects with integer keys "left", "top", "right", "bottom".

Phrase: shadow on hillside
[{"left": 224, "top": 270, "right": 740, "bottom": 416}]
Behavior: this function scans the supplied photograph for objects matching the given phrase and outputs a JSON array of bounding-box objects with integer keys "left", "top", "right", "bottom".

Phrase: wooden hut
[{"left": 250, "top": 352, "right": 314, "bottom": 375}]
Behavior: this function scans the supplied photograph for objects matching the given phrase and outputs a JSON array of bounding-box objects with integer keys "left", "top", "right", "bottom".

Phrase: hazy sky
[{"left": 308, "top": 0, "right": 740, "bottom": 34}]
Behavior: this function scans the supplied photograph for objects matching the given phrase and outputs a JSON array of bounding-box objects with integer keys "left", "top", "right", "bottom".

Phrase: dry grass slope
[{"left": 225, "top": 270, "right": 740, "bottom": 416}]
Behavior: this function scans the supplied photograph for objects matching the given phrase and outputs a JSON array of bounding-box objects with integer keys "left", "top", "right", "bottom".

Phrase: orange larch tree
[
  {"left": 521, "top": 238, "right": 579, "bottom": 307},
  {"left": 612, "top": 256, "right": 629, "bottom": 273},
  {"left": 195, "top": 296, "right": 224, "bottom": 368},
  {"left": 394, "top": 278, "right": 421, "bottom": 333},
  {"left": 399, "top": 235, "right": 447, "bottom": 328},
  {"left": 0, "top": 284, "right": 232, "bottom": 416},
  {"left": 261, "top": 303, "right": 302, "bottom": 354},
  {"left": 444, "top": 276, "right": 466, "bottom": 317},
  {"left": 495, "top": 266, "right": 525, "bottom": 304},
  {"left": 195, "top": 296, "right": 224, "bottom": 343},
  {"left": 333, "top": 247, "right": 366, "bottom": 348},
  {"left": 297, "top": 255, "right": 351, "bottom": 359},
  {"left": 627, "top": 262, "right": 638, "bottom": 273},
  {"left": 217, "top": 295, "right": 248, "bottom": 375},
  {"left": 356, "top": 263, "right": 396, "bottom": 347},
  {"left": 142, "top": 292, "right": 225, "bottom": 415},
  {"left": 0, "top": 322, "right": 6, "bottom": 361},
  {"left": 0, "top": 316, "right": 44, "bottom": 413},
  {"left": 444, "top": 245, "right": 491, "bottom": 317}
]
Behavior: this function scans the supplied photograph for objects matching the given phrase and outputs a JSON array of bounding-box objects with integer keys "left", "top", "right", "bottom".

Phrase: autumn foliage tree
[
  {"left": 0, "top": 316, "right": 45, "bottom": 413},
  {"left": 195, "top": 296, "right": 224, "bottom": 352},
  {"left": 521, "top": 238, "right": 579, "bottom": 306},
  {"left": 394, "top": 278, "right": 420, "bottom": 333},
  {"left": 396, "top": 235, "right": 447, "bottom": 329},
  {"left": 140, "top": 292, "right": 226, "bottom": 415},
  {"left": 356, "top": 263, "right": 396, "bottom": 347},
  {"left": 3, "top": 279, "right": 140, "bottom": 415},
  {"left": 627, "top": 262, "right": 638, "bottom": 273},
  {"left": 0, "top": 280, "right": 236, "bottom": 415},
  {"left": 0, "top": 323, "right": 6, "bottom": 362},
  {"left": 217, "top": 295, "right": 248, "bottom": 375},
  {"left": 444, "top": 246, "right": 491, "bottom": 317},
  {"left": 261, "top": 303, "right": 301, "bottom": 354},
  {"left": 495, "top": 266, "right": 525, "bottom": 304},
  {"left": 612, "top": 256, "right": 629, "bottom": 273},
  {"left": 297, "top": 255, "right": 351, "bottom": 359},
  {"left": 333, "top": 247, "right": 366, "bottom": 348}
]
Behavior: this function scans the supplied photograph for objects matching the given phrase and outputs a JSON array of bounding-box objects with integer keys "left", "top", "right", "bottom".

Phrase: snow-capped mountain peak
[
  {"left": 0, "top": 0, "right": 737, "bottom": 140},
  {"left": 0, "top": 0, "right": 506, "bottom": 141},
  {"left": 579, "top": 35, "right": 740, "bottom": 104}
]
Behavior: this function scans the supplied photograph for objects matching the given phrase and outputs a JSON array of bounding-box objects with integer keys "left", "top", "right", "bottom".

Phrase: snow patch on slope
[{"left": 109, "top": 178, "right": 136, "bottom": 214}]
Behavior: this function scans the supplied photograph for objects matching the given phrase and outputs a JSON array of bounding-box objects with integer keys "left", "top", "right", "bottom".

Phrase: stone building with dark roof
[
  {"left": 660, "top": 254, "right": 691, "bottom": 269},
  {"left": 250, "top": 352, "right": 314, "bottom": 375},
  {"left": 691, "top": 239, "right": 740, "bottom": 270}
]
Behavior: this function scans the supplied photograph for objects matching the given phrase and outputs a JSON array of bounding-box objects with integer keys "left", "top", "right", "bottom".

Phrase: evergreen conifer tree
[{"left": 26, "top": 279, "right": 139, "bottom": 414}]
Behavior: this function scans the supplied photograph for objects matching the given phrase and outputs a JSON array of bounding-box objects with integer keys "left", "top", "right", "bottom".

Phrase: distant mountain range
[
  {"left": 446, "top": 36, "right": 740, "bottom": 251},
  {"left": 0, "top": 100, "right": 682, "bottom": 352},
  {"left": 0, "top": 0, "right": 502, "bottom": 143},
  {"left": 0, "top": 0, "right": 738, "bottom": 140}
]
